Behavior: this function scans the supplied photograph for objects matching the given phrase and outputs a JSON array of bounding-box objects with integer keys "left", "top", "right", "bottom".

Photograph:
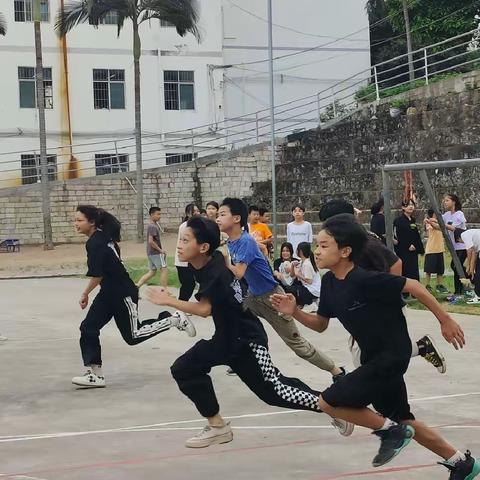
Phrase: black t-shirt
[
  {"left": 370, "top": 214, "right": 386, "bottom": 244},
  {"left": 86, "top": 231, "right": 137, "bottom": 297},
  {"left": 357, "top": 232, "right": 399, "bottom": 273},
  {"left": 317, "top": 267, "right": 411, "bottom": 370},
  {"left": 193, "top": 251, "right": 268, "bottom": 350}
]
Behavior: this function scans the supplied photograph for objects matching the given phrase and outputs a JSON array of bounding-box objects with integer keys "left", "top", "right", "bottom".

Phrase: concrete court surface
[{"left": 0, "top": 278, "right": 479, "bottom": 480}]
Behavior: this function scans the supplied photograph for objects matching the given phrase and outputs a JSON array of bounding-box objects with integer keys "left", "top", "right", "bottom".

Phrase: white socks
[
  {"left": 379, "top": 418, "right": 397, "bottom": 430},
  {"left": 91, "top": 365, "right": 103, "bottom": 378},
  {"left": 447, "top": 451, "right": 466, "bottom": 465}
]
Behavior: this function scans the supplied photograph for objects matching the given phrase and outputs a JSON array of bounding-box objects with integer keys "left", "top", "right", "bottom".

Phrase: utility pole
[
  {"left": 34, "top": 0, "right": 54, "bottom": 249},
  {"left": 402, "top": 0, "right": 415, "bottom": 82},
  {"left": 267, "top": 0, "right": 277, "bottom": 254}
]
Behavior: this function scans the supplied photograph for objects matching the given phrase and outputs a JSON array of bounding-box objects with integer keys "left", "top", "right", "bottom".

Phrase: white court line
[
  {"left": 1, "top": 391, "right": 479, "bottom": 444},
  {"left": 0, "top": 476, "right": 49, "bottom": 480}
]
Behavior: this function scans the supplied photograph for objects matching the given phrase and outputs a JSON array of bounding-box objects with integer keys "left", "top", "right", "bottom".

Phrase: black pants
[
  {"left": 451, "top": 249, "right": 467, "bottom": 294},
  {"left": 473, "top": 257, "right": 480, "bottom": 296},
  {"left": 171, "top": 339, "right": 322, "bottom": 418},
  {"left": 400, "top": 251, "right": 420, "bottom": 281},
  {"left": 284, "top": 280, "right": 317, "bottom": 307},
  {"left": 80, "top": 289, "right": 172, "bottom": 366},
  {"left": 176, "top": 266, "right": 196, "bottom": 301}
]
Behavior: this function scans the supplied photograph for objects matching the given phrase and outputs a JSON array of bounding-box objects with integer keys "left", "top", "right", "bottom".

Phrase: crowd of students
[{"left": 69, "top": 196, "right": 479, "bottom": 479}]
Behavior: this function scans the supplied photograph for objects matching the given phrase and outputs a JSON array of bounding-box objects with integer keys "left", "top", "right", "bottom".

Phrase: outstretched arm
[
  {"left": 270, "top": 293, "right": 329, "bottom": 333},
  {"left": 146, "top": 287, "right": 212, "bottom": 317},
  {"left": 403, "top": 279, "right": 465, "bottom": 349}
]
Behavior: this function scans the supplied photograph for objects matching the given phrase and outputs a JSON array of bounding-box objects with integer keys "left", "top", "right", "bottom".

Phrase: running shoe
[
  {"left": 436, "top": 285, "right": 449, "bottom": 294},
  {"left": 0, "top": 334, "right": 7, "bottom": 341},
  {"left": 467, "top": 296, "right": 480, "bottom": 305},
  {"left": 171, "top": 311, "right": 196, "bottom": 337},
  {"left": 417, "top": 335, "right": 447, "bottom": 374},
  {"left": 185, "top": 422, "right": 233, "bottom": 448},
  {"left": 438, "top": 451, "right": 480, "bottom": 479},
  {"left": 372, "top": 424, "right": 415, "bottom": 467},
  {"left": 331, "top": 418, "right": 354, "bottom": 437},
  {"left": 72, "top": 369, "right": 106, "bottom": 388},
  {"left": 332, "top": 367, "right": 347, "bottom": 383}
]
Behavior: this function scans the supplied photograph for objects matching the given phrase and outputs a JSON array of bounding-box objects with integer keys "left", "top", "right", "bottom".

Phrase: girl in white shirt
[{"left": 291, "top": 242, "right": 321, "bottom": 307}]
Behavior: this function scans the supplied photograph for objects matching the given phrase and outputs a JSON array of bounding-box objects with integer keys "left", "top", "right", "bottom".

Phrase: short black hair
[
  {"left": 206, "top": 201, "right": 219, "bottom": 210},
  {"left": 370, "top": 198, "right": 384, "bottom": 215},
  {"left": 454, "top": 227, "right": 466, "bottom": 243},
  {"left": 200, "top": 208, "right": 207, "bottom": 215},
  {"left": 248, "top": 205, "right": 259, "bottom": 214},
  {"left": 292, "top": 204, "right": 306, "bottom": 213},
  {"left": 321, "top": 213, "right": 368, "bottom": 261},
  {"left": 186, "top": 216, "right": 220, "bottom": 255},
  {"left": 221, "top": 197, "right": 249, "bottom": 231},
  {"left": 318, "top": 199, "right": 354, "bottom": 221},
  {"left": 427, "top": 208, "right": 435, "bottom": 218},
  {"left": 280, "top": 242, "right": 294, "bottom": 258},
  {"left": 149, "top": 206, "right": 161, "bottom": 216},
  {"left": 259, "top": 207, "right": 268, "bottom": 216}
]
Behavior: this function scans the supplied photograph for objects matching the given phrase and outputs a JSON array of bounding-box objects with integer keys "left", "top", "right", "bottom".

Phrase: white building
[{"left": 0, "top": 0, "right": 369, "bottom": 187}]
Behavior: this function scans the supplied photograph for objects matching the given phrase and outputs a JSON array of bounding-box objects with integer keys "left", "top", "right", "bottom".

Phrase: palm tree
[
  {"left": 56, "top": 0, "right": 200, "bottom": 242},
  {"left": 0, "top": 12, "right": 7, "bottom": 35}
]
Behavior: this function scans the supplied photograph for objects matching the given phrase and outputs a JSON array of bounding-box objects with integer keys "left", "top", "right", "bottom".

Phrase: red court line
[{"left": 312, "top": 463, "right": 436, "bottom": 479}]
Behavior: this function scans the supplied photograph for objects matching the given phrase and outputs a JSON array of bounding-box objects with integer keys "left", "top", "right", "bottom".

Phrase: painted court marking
[{"left": 1, "top": 391, "right": 479, "bottom": 444}]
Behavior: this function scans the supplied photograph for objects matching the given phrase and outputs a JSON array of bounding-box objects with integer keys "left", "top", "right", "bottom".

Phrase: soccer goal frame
[{"left": 381, "top": 158, "right": 480, "bottom": 279}]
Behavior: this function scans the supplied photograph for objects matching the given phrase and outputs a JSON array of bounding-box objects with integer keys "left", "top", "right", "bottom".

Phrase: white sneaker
[
  {"left": 331, "top": 418, "right": 354, "bottom": 437},
  {"left": 185, "top": 422, "right": 233, "bottom": 448},
  {"left": 72, "top": 369, "right": 106, "bottom": 388},
  {"left": 171, "top": 311, "right": 196, "bottom": 337},
  {"left": 467, "top": 295, "right": 480, "bottom": 304},
  {"left": 0, "top": 335, "right": 8, "bottom": 342}
]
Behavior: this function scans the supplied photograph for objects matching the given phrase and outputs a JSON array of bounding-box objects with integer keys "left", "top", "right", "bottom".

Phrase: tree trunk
[
  {"left": 133, "top": 21, "right": 144, "bottom": 242},
  {"left": 402, "top": 0, "right": 414, "bottom": 83},
  {"left": 34, "top": 1, "right": 54, "bottom": 250}
]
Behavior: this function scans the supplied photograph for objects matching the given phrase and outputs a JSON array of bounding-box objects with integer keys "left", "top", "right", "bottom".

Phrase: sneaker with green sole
[
  {"left": 372, "top": 424, "right": 415, "bottom": 467},
  {"left": 438, "top": 451, "right": 480, "bottom": 480}
]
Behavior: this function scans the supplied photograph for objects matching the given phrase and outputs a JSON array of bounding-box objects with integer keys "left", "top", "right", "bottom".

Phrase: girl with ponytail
[
  {"left": 289, "top": 242, "right": 321, "bottom": 308},
  {"left": 72, "top": 205, "right": 196, "bottom": 389}
]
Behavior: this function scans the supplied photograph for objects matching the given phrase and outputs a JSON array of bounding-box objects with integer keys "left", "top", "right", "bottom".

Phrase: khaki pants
[{"left": 244, "top": 285, "right": 335, "bottom": 373}]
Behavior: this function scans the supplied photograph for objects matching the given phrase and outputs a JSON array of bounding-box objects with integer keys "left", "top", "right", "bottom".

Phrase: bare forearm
[
  {"left": 227, "top": 263, "right": 246, "bottom": 279},
  {"left": 292, "top": 309, "right": 329, "bottom": 333},
  {"left": 148, "top": 239, "right": 163, "bottom": 253},
  {"left": 83, "top": 277, "right": 102, "bottom": 296}
]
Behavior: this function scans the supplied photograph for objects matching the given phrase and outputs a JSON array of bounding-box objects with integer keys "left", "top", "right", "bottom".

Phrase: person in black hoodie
[
  {"left": 393, "top": 199, "right": 425, "bottom": 282},
  {"left": 72, "top": 205, "right": 196, "bottom": 389},
  {"left": 146, "top": 216, "right": 352, "bottom": 449},
  {"left": 370, "top": 198, "right": 386, "bottom": 244}
]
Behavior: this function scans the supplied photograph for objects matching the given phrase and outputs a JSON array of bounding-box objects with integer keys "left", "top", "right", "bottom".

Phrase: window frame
[
  {"left": 165, "top": 152, "right": 197, "bottom": 165},
  {"left": 92, "top": 68, "right": 126, "bottom": 110},
  {"left": 14, "top": 0, "right": 50, "bottom": 22},
  {"left": 20, "top": 154, "right": 57, "bottom": 185},
  {"left": 163, "top": 70, "right": 195, "bottom": 111},
  {"left": 18, "top": 66, "right": 53, "bottom": 109},
  {"left": 94, "top": 153, "right": 129, "bottom": 175}
]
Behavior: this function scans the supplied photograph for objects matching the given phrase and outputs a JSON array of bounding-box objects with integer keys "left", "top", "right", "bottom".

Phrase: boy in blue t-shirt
[{"left": 217, "top": 198, "right": 352, "bottom": 434}]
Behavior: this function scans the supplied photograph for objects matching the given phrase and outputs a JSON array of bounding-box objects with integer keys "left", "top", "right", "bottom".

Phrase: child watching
[
  {"left": 461, "top": 229, "right": 480, "bottom": 304},
  {"left": 206, "top": 201, "right": 219, "bottom": 220},
  {"left": 273, "top": 242, "right": 295, "bottom": 288},
  {"left": 290, "top": 242, "right": 321, "bottom": 307},
  {"left": 137, "top": 207, "right": 168, "bottom": 289},
  {"left": 287, "top": 205, "right": 313, "bottom": 258},
  {"left": 424, "top": 208, "right": 448, "bottom": 294}
]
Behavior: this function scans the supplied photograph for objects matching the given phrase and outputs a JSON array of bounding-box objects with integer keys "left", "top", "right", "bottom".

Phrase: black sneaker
[
  {"left": 332, "top": 367, "right": 347, "bottom": 383},
  {"left": 436, "top": 285, "right": 449, "bottom": 294},
  {"left": 372, "top": 424, "right": 415, "bottom": 467},
  {"left": 438, "top": 451, "right": 480, "bottom": 479},
  {"left": 417, "top": 334, "right": 447, "bottom": 374}
]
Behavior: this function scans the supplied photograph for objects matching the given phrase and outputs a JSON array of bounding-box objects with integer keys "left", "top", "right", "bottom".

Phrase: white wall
[
  {"left": 221, "top": 0, "right": 371, "bottom": 135},
  {"left": 0, "top": 0, "right": 224, "bottom": 186}
]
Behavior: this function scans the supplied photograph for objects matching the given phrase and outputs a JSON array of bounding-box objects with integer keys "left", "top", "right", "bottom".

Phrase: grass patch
[{"left": 125, "top": 256, "right": 181, "bottom": 288}]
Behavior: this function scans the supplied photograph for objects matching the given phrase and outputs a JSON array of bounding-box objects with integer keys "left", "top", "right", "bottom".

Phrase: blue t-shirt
[{"left": 227, "top": 232, "right": 277, "bottom": 296}]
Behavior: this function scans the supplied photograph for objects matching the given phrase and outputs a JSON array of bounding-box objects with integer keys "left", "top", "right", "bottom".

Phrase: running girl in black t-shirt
[
  {"left": 146, "top": 216, "right": 352, "bottom": 449},
  {"left": 72, "top": 205, "right": 196, "bottom": 388}
]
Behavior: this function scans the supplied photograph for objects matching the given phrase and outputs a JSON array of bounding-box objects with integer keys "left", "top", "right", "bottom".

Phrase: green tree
[
  {"left": 56, "top": 0, "right": 200, "bottom": 241},
  {"left": 0, "top": 12, "right": 7, "bottom": 35}
]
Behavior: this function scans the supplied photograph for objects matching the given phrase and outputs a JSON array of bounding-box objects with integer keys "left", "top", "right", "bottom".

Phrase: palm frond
[
  {"left": 55, "top": 0, "right": 132, "bottom": 37},
  {"left": 139, "top": 0, "right": 201, "bottom": 41},
  {"left": 0, "top": 12, "right": 7, "bottom": 36}
]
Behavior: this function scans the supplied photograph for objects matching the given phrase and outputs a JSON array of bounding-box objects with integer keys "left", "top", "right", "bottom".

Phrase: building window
[
  {"left": 165, "top": 153, "right": 197, "bottom": 165},
  {"left": 14, "top": 0, "right": 49, "bottom": 22},
  {"left": 95, "top": 153, "right": 129, "bottom": 175},
  {"left": 164, "top": 71, "right": 194, "bottom": 110},
  {"left": 89, "top": 11, "right": 118, "bottom": 25},
  {"left": 160, "top": 18, "right": 174, "bottom": 27},
  {"left": 18, "top": 66, "right": 53, "bottom": 109},
  {"left": 93, "top": 69, "right": 125, "bottom": 110},
  {"left": 21, "top": 154, "right": 57, "bottom": 185}
]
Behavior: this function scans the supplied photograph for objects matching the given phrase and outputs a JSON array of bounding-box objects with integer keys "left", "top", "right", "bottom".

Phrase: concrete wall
[{"left": 0, "top": 143, "right": 272, "bottom": 244}]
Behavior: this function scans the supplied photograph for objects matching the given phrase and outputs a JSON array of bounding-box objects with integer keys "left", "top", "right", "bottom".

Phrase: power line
[
  {"left": 216, "top": 0, "right": 417, "bottom": 69},
  {"left": 225, "top": 0, "right": 368, "bottom": 43}
]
